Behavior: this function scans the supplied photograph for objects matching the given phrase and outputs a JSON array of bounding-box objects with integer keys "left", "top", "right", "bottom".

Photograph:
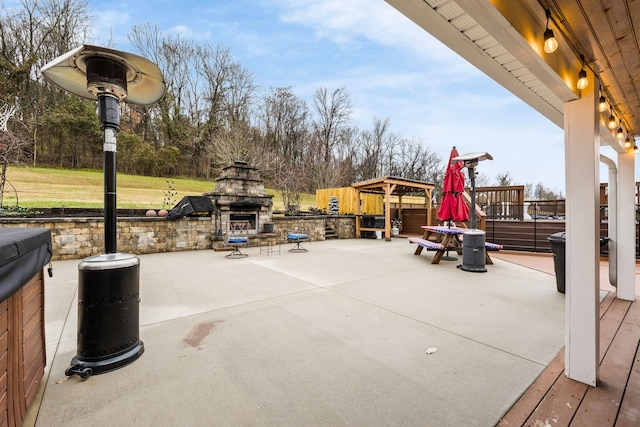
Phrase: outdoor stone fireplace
[{"left": 206, "top": 161, "right": 273, "bottom": 236}]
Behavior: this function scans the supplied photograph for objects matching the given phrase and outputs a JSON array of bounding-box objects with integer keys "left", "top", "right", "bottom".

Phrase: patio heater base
[
  {"left": 66, "top": 343, "right": 144, "bottom": 378},
  {"left": 67, "top": 253, "right": 144, "bottom": 378},
  {"left": 459, "top": 229, "right": 487, "bottom": 273}
]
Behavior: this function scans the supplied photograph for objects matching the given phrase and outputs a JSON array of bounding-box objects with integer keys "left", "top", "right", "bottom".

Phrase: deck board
[
  {"left": 500, "top": 292, "right": 640, "bottom": 427},
  {"left": 616, "top": 301, "right": 640, "bottom": 426},
  {"left": 525, "top": 374, "right": 588, "bottom": 426},
  {"left": 497, "top": 349, "right": 564, "bottom": 426},
  {"left": 572, "top": 322, "right": 640, "bottom": 425}
]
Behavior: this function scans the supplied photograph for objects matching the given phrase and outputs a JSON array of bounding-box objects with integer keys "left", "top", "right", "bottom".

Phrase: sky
[{"left": 81, "top": 0, "right": 620, "bottom": 194}]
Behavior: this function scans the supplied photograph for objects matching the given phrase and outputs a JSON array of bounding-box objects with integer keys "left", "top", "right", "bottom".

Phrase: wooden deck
[{"left": 494, "top": 252, "right": 640, "bottom": 426}]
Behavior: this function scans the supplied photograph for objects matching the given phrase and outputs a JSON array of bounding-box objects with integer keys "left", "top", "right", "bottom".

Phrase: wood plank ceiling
[{"left": 546, "top": 0, "right": 640, "bottom": 141}]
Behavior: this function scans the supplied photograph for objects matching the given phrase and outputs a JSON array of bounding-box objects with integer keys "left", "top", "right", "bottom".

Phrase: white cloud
[
  {"left": 88, "top": 10, "right": 131, "bottom": 46},
  {"left": 270, "top": 0, "right": 457, "bottom": 61}
]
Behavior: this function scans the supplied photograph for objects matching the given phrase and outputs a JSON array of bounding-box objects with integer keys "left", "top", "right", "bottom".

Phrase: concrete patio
[{"left": 28, "top": 238, "right": 568, "bottom": 426}]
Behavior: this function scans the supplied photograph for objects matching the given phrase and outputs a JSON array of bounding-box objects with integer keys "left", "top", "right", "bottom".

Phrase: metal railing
[
  {"left": 482, "top": 201, "right": 639, "bottom": 256},
  {"left": 483, "top": 200, "right": 565, "bottom": 221}
]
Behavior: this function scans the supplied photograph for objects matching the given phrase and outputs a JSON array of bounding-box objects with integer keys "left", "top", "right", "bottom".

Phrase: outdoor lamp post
[
  {"left": 41, "top": 45, "right": 165, "bottom": 377},
  {"left": 451, "top": 152, "right": 493, "bottom": 273}
]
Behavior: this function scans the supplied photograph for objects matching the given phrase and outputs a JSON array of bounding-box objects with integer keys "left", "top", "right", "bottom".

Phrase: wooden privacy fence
[
  {"left": 316, "top": 187, "right": 383, "bottom": 215},
  {"left": 316, "top": 187, "right": 428, "bottom": 215}
]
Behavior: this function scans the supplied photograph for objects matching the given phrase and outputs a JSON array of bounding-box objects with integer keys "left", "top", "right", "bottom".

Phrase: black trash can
[{"left": 548, "top": 232, "right": 566, "bottom": 293}]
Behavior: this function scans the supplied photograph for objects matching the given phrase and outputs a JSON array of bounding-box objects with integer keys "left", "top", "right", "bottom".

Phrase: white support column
[
  {"left": 617, "top": 150, "right": 636, "bottom": 301},
  {"left": 563, "top": 77, "right": 600, "bottom": 386}
]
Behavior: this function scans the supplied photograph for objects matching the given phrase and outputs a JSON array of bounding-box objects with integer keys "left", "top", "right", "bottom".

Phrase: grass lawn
[{"left": 3, "top": 166, "right": 315, "bottom": 211}]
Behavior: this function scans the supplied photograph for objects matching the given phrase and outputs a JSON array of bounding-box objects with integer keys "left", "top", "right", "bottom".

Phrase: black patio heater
[
  {"left": 41, "top": 45, "right": 165, "bottom": 378},
  {"left": 451, "top": 152, "right": 493, "bottom": 273}
]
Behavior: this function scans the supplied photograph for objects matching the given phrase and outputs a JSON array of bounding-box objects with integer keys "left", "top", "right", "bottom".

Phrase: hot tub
[{"left": 0, "top": 227, "right": 52, "bottom": 426}]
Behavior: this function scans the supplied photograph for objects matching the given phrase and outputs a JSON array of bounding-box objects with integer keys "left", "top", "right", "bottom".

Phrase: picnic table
[{"left": 409, "top": 225, "right": 502, "bottom": 265}]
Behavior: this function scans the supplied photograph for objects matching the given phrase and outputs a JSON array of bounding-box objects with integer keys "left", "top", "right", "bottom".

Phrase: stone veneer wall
[
  {"left": 0, "top": 215, "right": 356, "bottom": 261},
  {"left": 325, "top": 216, "right": 357, "bottom": 239}
]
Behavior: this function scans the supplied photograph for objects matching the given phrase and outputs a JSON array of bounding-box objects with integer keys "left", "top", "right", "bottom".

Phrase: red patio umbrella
[{"left": 437, "top": 146, "right": 469, "bottom": 224}]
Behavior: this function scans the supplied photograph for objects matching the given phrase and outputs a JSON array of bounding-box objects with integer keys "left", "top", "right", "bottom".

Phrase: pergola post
[
  {"left": 384, "top": 184, "right": 394, "bottom": 241},
  {"left": 355, "top": 187, "right": 362, "bottom": 237}
]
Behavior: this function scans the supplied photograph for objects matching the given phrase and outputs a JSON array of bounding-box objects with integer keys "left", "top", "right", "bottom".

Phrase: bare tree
[
  {"left": 496, "top": 171, "right": 513, "bottom": 186},
  {"left": 354, "top": 117, "right": 400, "bottom": 180},
  {"left": 387, "top": 137, "right": 442, "bottom": 183},
  {"left": 129, "top": 23, "right": 197, "bottom": 155},
  {"left": 312, "top": 87, "right": 352, "bottom": 163},
  {"left": 1, "top": 0, "right": 90, "bottom": 98},
  {"left": 272, "top": 158, "right": 305, "bottom": 215},
  {"left": 0, "top": 113, "right": 31, "bottom": 207},
  {"left": 1, "top": 0, "right": 91, "bottom": 165},
  {"left": 527, "top": 182, "right": 564, "bottom": 200},
  {"left": 129, "top": 26, "right": 259, "bottom": 178},
  {"left": 211, "top": 123, "right": 267, "bottom": 170},
  {"left": 473, "top": 172, "right": 491, "bottom": 188},
  {"left": 260, "top": 86, "right": 309, "bottom": 162}
]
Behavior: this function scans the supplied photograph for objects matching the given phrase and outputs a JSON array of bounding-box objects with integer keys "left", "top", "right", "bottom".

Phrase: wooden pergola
[{"left": 352, "top": 176, "right": 435, "bottom": 241}]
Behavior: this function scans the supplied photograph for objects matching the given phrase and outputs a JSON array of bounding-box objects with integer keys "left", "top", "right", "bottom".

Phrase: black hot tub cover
[{"left": 0, "top": 228, "right": 52, "bottom": 301}]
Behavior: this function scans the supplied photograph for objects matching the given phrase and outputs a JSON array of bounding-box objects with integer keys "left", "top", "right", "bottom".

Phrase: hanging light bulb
[
  {"left": 576, "top": 55, "right": 588, "bottom": 89},
  {"left": 598, "top": 95, "right": 608, "bottom": 112},
  {"left": 616, "top": 124, "right": 625, "bottom": 140},
  {"left": 608, "top": 110, "right": 617, "bottom": 129},
  {"left": 543, "top": 9, "right": 558, "bottom": 54},
  {"left": 624, "top": 136, "right": 632, "bottom": 149},
  {"left": 577, "top": 69, "right": 588, "bottom": 90},
  {"left": 634, "top": 145, "right": 639, "bottom": 154}
]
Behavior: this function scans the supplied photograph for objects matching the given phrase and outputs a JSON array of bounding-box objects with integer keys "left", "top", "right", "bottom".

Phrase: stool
[
  {"left": 259, "top": 239, "right": 280, "bottom": 255},
  {"left": 287, "top": 233, "right": 308, "bottom": 253},
  {"left": 225, "top": 236, "right": 249, "bottom": 258}
]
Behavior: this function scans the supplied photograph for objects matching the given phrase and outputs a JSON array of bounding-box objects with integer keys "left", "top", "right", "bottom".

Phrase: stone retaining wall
[{"left": 0, "top": 215, "right": 356, "bottom": 261}]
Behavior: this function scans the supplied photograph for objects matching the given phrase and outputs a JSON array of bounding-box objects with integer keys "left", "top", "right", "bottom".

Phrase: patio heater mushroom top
[
  {"left": 451, "top": 152, "right": 493, "bottom": 169},
  {"left": 40, "top": 44, "right": 166, "bottom": 105}
]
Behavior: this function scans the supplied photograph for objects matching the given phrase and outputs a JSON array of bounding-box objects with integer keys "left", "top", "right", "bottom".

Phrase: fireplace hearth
[{"left": 206, "top": 162, "right": 273, "bottom": 236}]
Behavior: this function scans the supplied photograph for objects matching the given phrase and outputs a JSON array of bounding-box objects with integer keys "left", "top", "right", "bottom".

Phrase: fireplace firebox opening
[{"left": 229, "top": 213, "right": 257, "bottom": 231}]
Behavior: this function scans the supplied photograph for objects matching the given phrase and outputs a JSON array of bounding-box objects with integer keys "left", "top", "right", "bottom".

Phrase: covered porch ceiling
[{"left": 385, "top": 0, "right": 640, "bottom": 154}]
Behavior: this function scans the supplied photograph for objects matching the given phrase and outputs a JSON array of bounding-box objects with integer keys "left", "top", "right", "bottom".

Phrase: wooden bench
[
  {"left": 484, "top": 242, "right": 502, "bottom": 265},
  {"left": 485, "top": 242, "right": 503, "bottom": 251},
  {"left": 408, "top": 237, "right": 444, "bottom": 252},
  {"left": 409, "top": 237, "right": 456, "bottom": 264}
]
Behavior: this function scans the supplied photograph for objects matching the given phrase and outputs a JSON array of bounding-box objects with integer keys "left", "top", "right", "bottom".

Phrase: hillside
[{"left": 2, "top": 167, "right": 313, "bottom": 211}]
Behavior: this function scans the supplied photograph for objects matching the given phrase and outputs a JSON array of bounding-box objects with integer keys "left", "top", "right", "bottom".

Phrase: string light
[
  {"left": 598, "top": 95, "right": 608, "bottom": 112},
  {"left": 577, "top": 70, "right": 588, "bottom": 89},
  {"left": 537, "top": 10, "right": 636, "bottom": 150},
  {"left": 616, "top": 123, "right": 625, "bottom": 140},
  {"left": 608, "top": 110, "right": 617, "bottom": 129},
  {"left": 543, "top": 9, "right": 558, "bottom": 54}
]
